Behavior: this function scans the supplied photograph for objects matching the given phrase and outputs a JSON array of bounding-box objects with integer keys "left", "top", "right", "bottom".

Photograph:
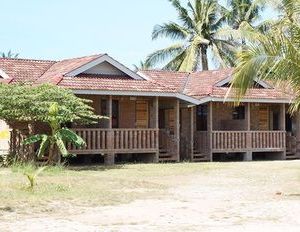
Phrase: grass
[{"left": 0, "top": 161, "right": 300, "bottom": 219}]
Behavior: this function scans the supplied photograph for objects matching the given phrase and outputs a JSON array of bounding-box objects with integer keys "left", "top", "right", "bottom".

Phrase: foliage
[
  {"left": 24, "top": 166, "right": 47, "bottom": 190},
  {"left": 1, "top": 50, "right": 19, "bottom": 58},
  {"left": 230, "top": 0, "right": 300, "bottom": 111},
  {"left": 225, "top": 0, "right": 266, "bottom": 29},
  {"left": 145, "top": 0, "right": 238, "bottom": 71},
  {"left": 0, "top": 83, "right": 100, "bottom": 125},
  {"left": 23, "top": 103, "right": 86, "bottom": 163}
]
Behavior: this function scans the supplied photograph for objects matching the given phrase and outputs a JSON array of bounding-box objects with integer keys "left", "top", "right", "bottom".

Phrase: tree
[
  {"left": 0, "top": 83, "right": 102, "bottom": 162},
  {"left": 23, "top": 103, "right": 86, "bottom": 164},
  {"left": 230, "top": 0, "right": 300, "bottom": 111},
  {"left": 1, "top": 50, "right": 19, "bottom": 58},
  {"left": 145, "top": 0, "right": 237, "bottom": 71},
  {"left": 225, "top": 0, "right": 265, "bottom": 29}
]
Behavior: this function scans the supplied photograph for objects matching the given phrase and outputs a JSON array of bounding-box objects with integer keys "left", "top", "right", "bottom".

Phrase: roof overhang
[
  {"left": 196, "top": 96, "right": 293, "bottom": 104},
  {"left": 72, "top": 89, "right": 201, "bottom": 105},
  {"left": 66, "top": 54, "right": 144, "bottom": 80}
]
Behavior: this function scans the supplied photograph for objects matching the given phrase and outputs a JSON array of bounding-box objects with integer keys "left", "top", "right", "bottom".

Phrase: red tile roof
[
  {"left": 0, "top": 58, "right": 55, "bottom": 84},
  {"left": 37, "top": 54, "right": 104, "bottom": 84},
  {"left": 140, "top": 69, "right": 294, "bottom": 101},
  {"left": 59, "top": 74, "right": 176, "bottom": 93},
  {"left": 0, "top": 55, "right": 294, "bottom": 103}
]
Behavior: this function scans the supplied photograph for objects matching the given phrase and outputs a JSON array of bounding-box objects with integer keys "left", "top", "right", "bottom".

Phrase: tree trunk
[
  {"left": 201, "top": 45, "right": 209, "bottom": 70},
  {"left": 48, "top": 142, "right": 55, "bottom": 165},
  {"left": 27, "top": 123, "right": 35, "bottom": 162}
]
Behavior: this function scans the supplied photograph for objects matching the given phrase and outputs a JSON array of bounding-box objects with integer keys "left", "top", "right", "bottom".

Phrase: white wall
[
  {"left": 0, "top": 120, "right": 9, "bottom": 154},
  {"left": 83, "top": 61, "right": 126, "bottom": 76}
]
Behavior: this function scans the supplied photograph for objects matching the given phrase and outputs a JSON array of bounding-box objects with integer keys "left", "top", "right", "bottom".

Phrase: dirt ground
[{"left": 1, "top": 161, "right": 300, "bottom": 231}]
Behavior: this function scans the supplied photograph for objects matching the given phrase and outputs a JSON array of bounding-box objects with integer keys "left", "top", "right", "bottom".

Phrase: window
[
  {"left": 196, "top": 105, "right": 207, "bottom": 131},
  {"left": 101, "top": 99, "right": 107, "bottom": 116},
  {"left": 232, "top": 106, "right": 245, "bottom": 120},
  {"left": 112, "top": 100, "right": 119, "bottom": 128}
]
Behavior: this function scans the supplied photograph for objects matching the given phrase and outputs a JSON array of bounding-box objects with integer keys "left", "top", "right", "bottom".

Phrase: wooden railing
[
  {"left": 195, "top": 131, "right": 286, "bottom": 153},
  {"left": 68, "top": 128, "right": 159, "bottom": 154},
  {"left": 251, "top": 131, "right": 286, "bottom": 150}
]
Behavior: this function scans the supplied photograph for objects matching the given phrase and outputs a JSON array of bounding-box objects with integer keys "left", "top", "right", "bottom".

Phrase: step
[
  {"left": 159, "top": 157, "right": 178, "bottom": 162},
  {"left": 159, "top": 149, "right": 168, "bottom": 154},
  {"left": 286, "top": 155, "right": 299, "bottom": 160},
  {"left": 193, "top": 157, "right": 210, "bottom": 162}
]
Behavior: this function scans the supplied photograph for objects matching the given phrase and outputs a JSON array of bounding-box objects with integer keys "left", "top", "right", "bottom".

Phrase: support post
[
  {"left": 190, "top": 106, "right": 195, "bottom": 161},
  {"left": 280, "top": 104, "right": 286, "bottom": 159},
  {"left": 296, "top": 111, "right": 300, "bottom": 158},
  {"left": 207, "top": 102, "right": 213, "bottom": 162},
  {"left": 154, "top": 96, "right": 159, "bottom": 163},
  {"left": 244, "top": 103, "right": 253, "bottom": 161},
  {"left": 105, "top": 96, "right": 115, "bottom": 165},
  {"left": 174, "top": 99, "right": 180, "bottom": 162}
]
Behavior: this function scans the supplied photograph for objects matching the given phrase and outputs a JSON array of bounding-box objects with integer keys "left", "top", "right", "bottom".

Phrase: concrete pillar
[
  {"left": 207, "top": 102, "right": 213, "bottom": 161},
  {"left": 104, "top": 153, "right": 115, "bottom": 165},
  {"left": 243, "top": 151, "right": 253, "bottom": 161}
]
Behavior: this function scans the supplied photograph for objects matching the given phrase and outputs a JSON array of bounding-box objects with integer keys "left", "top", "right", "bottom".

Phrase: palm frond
[{"left": 152, "top": 23, "right": 190, "bottom": 40}]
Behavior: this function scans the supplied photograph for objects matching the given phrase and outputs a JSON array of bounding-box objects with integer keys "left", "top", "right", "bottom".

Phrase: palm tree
[
  {"left": 1, "top": 50, "right": 19, "bottom": 58},
  {"left": 230, "top": 0, "right": 300, "bottom": 111},
  {"left": 225, "top": 0, "right": 265, "bottom": 29},
  {"left": 145, "top": 0, "right": 237, "bottom": 71}
]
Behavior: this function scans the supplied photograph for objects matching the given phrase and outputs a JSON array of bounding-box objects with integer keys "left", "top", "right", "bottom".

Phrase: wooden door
[{"left": 136, "top": 100, "right": 149, "bottom": 128}]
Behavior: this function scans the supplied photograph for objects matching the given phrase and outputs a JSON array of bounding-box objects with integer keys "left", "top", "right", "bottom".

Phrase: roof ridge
[
  {"left": 141, "top": 69, "right": 189, "bottom": 74},
  {"left": 181, "top": 72, "right": 192, "bottom": 94},
  {"left": 0, "top": 57, "right": 57, "bottom": 63},
  {"left": 60, "top": 53, "right": 105, "bottom": 62}
]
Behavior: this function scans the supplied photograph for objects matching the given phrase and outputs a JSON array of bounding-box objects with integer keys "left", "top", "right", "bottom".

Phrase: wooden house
[{"left": 0, "top": 54, "right": 298, "bottom": 164}]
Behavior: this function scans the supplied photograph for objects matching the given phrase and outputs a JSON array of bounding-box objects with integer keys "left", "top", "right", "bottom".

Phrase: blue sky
[{"left": 0, "top": 0, "right": 275, "bottom": 69}]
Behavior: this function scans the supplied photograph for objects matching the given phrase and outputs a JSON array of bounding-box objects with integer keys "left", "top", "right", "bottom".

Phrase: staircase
[
  {"left": 286, "top": 151, "right": 299, "bottom": 160},
  {"left": 158, "top": 129, "right": 178, "bottom": 162},
  {"left": 158, "top": 148, "right": 177, "bottom": 162},
  {"left": 192, "top": 149, "right": 210, "bottom": 162}
]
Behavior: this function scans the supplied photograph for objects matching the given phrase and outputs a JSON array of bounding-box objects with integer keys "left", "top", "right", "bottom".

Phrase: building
[{"left": 0, "top": 54, "right": 298, "bottom": 164}]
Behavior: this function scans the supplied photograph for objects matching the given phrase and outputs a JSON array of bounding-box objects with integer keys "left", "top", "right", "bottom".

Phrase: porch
[
  {"left": 191, "top": 102, "right": 296, "bottom": 161},
  {"left": 67, "top": 95, "right": 181, "bottom": 164}
]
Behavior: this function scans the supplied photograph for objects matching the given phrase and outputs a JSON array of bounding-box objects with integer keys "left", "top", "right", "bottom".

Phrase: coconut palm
[
  {"left": 225, "top": 0, "right": 266, "bottom": 29},
  {"left": 145, "top": 0, "right": 237, "bottom": 71},
  {"left": 1, "top": 50, "right": 19, "bottom": 58},
  {"left": 230, "top": 0, "right": 300, "bottom": 111}
]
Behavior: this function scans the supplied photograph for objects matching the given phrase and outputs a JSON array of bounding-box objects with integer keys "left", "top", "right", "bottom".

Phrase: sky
[{"left": 0, "top": 0, "right": 276, "bottom": 69}]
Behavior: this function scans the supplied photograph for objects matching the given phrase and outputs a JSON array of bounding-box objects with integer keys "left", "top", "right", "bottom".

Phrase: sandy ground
[{"left": 1, "top": 162, "right": 300, "bottom": 231}]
